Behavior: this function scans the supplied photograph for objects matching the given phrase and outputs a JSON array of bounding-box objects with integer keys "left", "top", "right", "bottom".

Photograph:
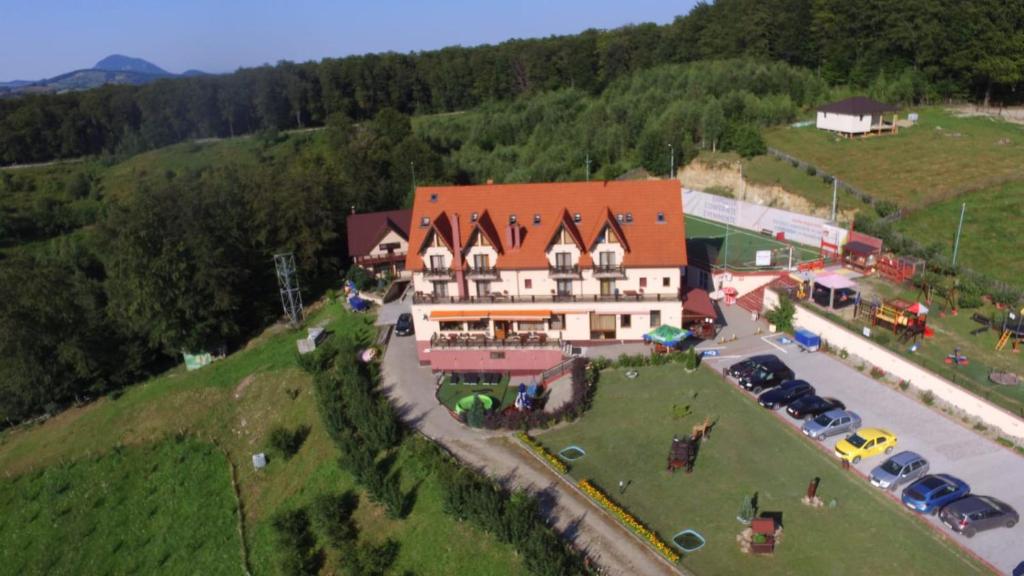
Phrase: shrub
[
  {"left": 920, "top": 390, "right": 935, "bottom": 406},
  {"left": 996, "top": 437, "right": 1014, "bottom": 448},
  {"left": 839, "top": 347, "right": 849, "bottom": 360},
  {"left": 993, "top": 286, "right": 1021, "bottom": 308},
  {"left": 899, "top": 380, "right": 910, "bottom": 391},
  {"left": 805, "top": 165, "right": 817, "bottom": 176},
  {"left": 874, "top": 200, "right": 899, "bottom": 218},
  {"left": 271, "top": 508, "right": 321, "bottom": 576},
  {"left": 347, "top": 539, "right": 399, "bottom": 576},
  {"left": 269, "top": 425, "right": 311, "bottom": 460},
  {"left": 765, "top": 293, "right": 796, "bottom": 333},
  {"left": 465, "top": 395, "right": 486, "bottom": 428},
  {"left": 869, "top": 367, "right": 886, "bottom": 380},
  {"left": 310, "top": 492, "right": 358, "bottom": 550}
]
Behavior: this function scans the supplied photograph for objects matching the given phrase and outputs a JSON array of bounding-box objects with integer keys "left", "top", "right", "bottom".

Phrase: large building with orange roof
[{"left": 406, "top": 180, "right": 687, "bottom": 374}]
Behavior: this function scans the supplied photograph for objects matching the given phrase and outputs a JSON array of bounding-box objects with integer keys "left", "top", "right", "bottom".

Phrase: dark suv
[
  {"left": 940, "top": 495, "right": 1018, "bottom": 538},
  {"left": 727, "top": 355, "right": 780, "bottom": 379},
  {"left": 395, "top": 313, "right": 414, "bottom": 336},
  {"left": 737, "top": 357, "right": 795, "bottom": 394}
]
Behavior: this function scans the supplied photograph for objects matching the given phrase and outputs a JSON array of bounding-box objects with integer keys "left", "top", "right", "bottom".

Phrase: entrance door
[{"left": 494, "top": 321, "right": 509, "bottom": 340}]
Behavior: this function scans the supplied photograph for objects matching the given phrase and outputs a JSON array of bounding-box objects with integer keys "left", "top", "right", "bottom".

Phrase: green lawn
[
  {"left": 437, "top": 374, "right": 516, "bottom": 412},
  {"left": 0, "top": 438, "right": 241, "bottom": 575},
  {"left": 0, "top": 304, "right": 528, "bottom": 576},
  {"left": 893, "top": 181, "right": 1024, "bottom": 285},
  {"left": 538, "top": 365, "right": 988, "bottom": 576},
  {"left": 764, "top": 108, "right": 1024, "bottom": 207},
  {"left": 685, "top": 214, "right": 821, "bottom": 271},
  {"left": 843, "top": 277, "right": 1024, "bottom": 416}
]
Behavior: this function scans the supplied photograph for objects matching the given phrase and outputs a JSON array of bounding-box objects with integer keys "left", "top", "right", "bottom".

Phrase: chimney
[{"left": 450, "top": 213, "right": 466, "bottom": 298}]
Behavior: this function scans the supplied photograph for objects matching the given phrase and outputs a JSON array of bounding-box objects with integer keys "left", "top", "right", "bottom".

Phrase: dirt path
[{"left": 381, "top": 335, "right": 687, "bottom": 576}]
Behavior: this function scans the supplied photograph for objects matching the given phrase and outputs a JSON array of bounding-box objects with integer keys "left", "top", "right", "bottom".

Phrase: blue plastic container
[{"left": 794, "top": 328, "right": 821, "bottom": 352}]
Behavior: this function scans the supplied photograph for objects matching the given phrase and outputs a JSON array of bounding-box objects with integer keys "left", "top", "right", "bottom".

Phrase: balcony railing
[
  {"left": 548, "top": 264, "right": 582, "bottom": 278},
  {"left": 592, "top": 264, "right": 626, "bottom": 278},
  {"left": 430, "top": 333, "right": 563, "bottom": 349},
  {"left": 466, "top": 265, "right": 500, "bottom": 279},
  {"left": 354, "top": 252, "right": 406, "bottom": 266},
  {"left": 413, "top": 290, "right": 680, "bottom": 305},
  {"left": 423, "top": 266, "right": 454, "bottom": 279}
]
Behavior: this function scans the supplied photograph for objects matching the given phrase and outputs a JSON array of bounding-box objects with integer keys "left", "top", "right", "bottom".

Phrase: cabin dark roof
[
  {"left": 818, "top": 97, "right": 897, "bottom": 116},
  {"left": 346, "top": 209, "right": 412, "bottom": 257}
]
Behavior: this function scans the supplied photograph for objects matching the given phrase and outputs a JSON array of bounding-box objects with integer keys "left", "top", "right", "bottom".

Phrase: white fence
[
  {"left": 683, "top": 189, "right": 844, "bottom": 249},
  {"left": 764, "top": 289, "right": 1024, "bottom": 440}
]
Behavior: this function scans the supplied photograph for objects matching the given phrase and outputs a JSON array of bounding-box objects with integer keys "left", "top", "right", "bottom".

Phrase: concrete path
[
  {"left": 701, "top": 305, "right": 1024, "bottom": 575},
  {"left": 380, "top": 333, "right": 685, "bottom": 576}
]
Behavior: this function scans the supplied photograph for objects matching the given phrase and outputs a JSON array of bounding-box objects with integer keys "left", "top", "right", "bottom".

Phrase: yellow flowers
[
  {"left": 577, "top": 479, "right": 680, "bottom": 563},
  {"left": 517, "top": 432, "right": 569, "bottom": 474}
]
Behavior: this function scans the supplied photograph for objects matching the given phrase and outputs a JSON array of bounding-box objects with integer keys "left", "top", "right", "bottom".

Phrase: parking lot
[{"left": 700, "top": 325, "right": 1024, "bottom": 575}]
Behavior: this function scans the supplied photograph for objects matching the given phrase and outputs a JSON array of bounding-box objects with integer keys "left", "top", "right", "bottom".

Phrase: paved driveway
[{"left": 700, "top": 311, "right": 1024, "bottom": 575}]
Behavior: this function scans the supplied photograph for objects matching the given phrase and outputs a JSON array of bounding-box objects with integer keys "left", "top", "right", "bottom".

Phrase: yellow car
[{"left": 834, "top": 428, "right": 897, "bottom": 464}]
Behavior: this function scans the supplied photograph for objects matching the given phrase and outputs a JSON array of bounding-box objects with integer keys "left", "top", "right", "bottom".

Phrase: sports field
[{"left": 685, "top": 214, "right": 820, "bottom": 271}]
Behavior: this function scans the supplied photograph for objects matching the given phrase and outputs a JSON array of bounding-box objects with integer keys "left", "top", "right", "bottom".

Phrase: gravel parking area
[{"left": 701, "top": 322, "right": 1024, "bottom": 575}]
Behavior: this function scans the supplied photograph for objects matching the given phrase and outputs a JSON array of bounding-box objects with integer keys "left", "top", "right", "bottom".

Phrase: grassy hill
[
  {"left": 763, "top": 108, "right": 1024, "bottom": 207},
  {"left": 0, "top": 304, "right": 528, "bottom": 576}
]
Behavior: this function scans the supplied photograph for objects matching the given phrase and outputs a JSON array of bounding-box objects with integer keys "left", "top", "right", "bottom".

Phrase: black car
[
  {"left": 940, "top": 495, "right": 1018, "bottom": 538},
  {"left": 737, "top": 357, "right": 795, "bottom": 394},
  {"left": 758, "top": 380, "right": 815, "bottom": 410},
  {"left": 786, "top": 395, "right": 845, "bottom": 420},
  {"left": 395, "top": 312, "right": 414, "bottom": 336},
  {"left": 727, "top": 355, "right": 780, "bottom": 379}
]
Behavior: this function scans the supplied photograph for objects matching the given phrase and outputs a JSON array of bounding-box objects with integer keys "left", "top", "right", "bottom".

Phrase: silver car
[
  {"left": 870, "top": 451, "right": 929, "bottom": 491},
  {"left": 802, "top": 409, "right": 861, "bottom": 441}
]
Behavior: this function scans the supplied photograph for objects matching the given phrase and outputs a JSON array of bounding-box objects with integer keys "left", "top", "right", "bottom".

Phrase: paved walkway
[
  {"left": 380, "top": 333, "right": 684, "bottom": 576},
  {"left": 702, "top": 305, "right": 1024, "bottom": 575}
]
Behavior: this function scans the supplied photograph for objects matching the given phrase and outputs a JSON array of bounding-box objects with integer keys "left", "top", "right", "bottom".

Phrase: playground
[
  {"left": 685, "top": 214, "right": 821, "bottom": 272},
  {"left": 535, "top": 365, "right": 985, "bottom": 575},
  {"left": 846, "top": 277, "right": 1024, "bottom": 416}
]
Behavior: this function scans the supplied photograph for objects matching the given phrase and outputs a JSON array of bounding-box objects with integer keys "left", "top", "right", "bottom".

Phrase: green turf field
[{"left": 685, "top": 214, "right": 820, "bottom": 270}]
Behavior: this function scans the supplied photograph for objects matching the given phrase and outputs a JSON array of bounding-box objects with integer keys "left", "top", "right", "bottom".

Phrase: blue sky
[{"left": 0, "top": 0, "right": 699, "bottom": 80}]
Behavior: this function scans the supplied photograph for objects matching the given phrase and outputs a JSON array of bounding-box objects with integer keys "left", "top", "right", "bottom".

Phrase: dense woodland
[
  {"left": 2, "top": 0, "right": 1023, "bottom": 166},
  {"left": 1, "top": 0, "right": 1023, "bottom": 423}
]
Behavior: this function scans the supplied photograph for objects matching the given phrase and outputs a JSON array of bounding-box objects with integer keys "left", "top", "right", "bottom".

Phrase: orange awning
[
  {"left": 488, "top": 310, "right": 551, "bottom": 321},
  {"left": 429, "top": 310, "right": 486, "bottom": 321}
]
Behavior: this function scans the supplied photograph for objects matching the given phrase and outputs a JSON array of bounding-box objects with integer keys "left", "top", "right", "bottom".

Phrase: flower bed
[
  {"left": 517, "top": 432, "right": 569, "bottom": 474},
  {"left": 577, "top": 479, "right": 680, "bottom": 563}
]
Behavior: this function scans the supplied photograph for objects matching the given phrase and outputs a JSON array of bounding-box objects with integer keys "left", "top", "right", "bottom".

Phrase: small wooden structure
[
  {"left": 842, "top": 230, "right": 883, "bottom": 275},
  {"left": 682, "top": 287, "right": 719, "bottom": 339},
  {"left": 750, "top": 518, "right": 777, "bottom": 554},
  {"left": 873, "top": 299, "right": 929, "bottom": 339},
  {"left": 878, "top": 254, "right": 925, "bottom": 284},
  {"left": 667, "top": 435, "right": 695, "bottom": 473}
]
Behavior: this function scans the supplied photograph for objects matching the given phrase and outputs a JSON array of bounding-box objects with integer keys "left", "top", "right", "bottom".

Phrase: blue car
[{"left": 901, "top": 474, "right": 970, "bottom": 515}]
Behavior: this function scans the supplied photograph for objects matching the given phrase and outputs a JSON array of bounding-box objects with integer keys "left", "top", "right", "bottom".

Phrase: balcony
[
  {"left": 548, "top": 264, "right": 582, "bottom": 279},
  {"left": 423, "top": 266, "right": 454, "bottom": 280},
  {"left": 354, "top": 252, "right": 406, "bottom": 267},
  {"left": 466, "top": 266, "right": 500, "bottom": 279},
  {"left": 430, "top": 332, "right": 563, "bottom": 350},
  {"left": 413, "top": 290, "right": 680, "bottom": 305},
  {"left": 592, "top": 264, "right": 626, "bottom": 278}
]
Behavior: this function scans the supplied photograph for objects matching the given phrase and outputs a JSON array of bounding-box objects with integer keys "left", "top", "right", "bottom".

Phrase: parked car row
[{"left": 726, "top": 354, "right": 1019, "bottom": 539}]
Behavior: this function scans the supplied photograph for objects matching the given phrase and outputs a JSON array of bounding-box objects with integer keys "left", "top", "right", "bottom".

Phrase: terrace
[{"left": 429, "top": 332, "right": 562, "bottom": 349}]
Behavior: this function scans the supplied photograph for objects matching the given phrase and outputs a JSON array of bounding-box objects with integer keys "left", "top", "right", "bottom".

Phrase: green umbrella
[{"left": 645, "top": 325, "right": 692, "bottom": 346}]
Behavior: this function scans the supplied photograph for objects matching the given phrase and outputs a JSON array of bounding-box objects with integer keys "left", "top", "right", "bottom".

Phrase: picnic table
[{"left": 667, "top": 435, "right": 695, "bottom": 473}]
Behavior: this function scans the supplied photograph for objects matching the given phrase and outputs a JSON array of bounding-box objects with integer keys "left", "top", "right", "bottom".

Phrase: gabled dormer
[
  {"left": 589, "top": 208, "right": 630, "bottom": 253},
  {"left": 417, "top": 212, "right": 456, "bottom": 278}
]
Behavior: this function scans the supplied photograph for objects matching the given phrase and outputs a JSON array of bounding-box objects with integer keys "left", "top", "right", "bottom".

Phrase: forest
[
  {"left": 1, "top": 0, "right": 1022, "bottom": 423},
  {"left": 1, "top": 0, "right": 1022, "bottom": 166}
]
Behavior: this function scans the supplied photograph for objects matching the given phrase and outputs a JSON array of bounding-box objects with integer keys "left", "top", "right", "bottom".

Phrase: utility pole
[
  {"left": 831, "top": 178, "right": 838, "bottom": 222},
  {"left": 585, "top": 153, "right": 592, "bottom": 181},
  {"left": 274, "top": 253, "right": 303, "bottom": 327},
  {"left": 668, "top": 144, "right": 674, "bottom": 179},
  {"left": 951, "top": 202, "right": 966, "bottom": 267}
]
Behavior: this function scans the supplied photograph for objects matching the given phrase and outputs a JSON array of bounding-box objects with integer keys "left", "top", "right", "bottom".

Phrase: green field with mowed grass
[
  {"left": 893, "top": 181, "right": 1024, "bottom": 285},
  {"left": 0, "top": 305, "right": 528, "bottom": 576},
  {"left": 538, "top": 365, "right": 988, "bottom": 576},
  {"left": 764, "top": 108, "right": 1024, "bottom": 208},
  {"left": 0, "top": 438, "right": 241, "bottom": 575}
]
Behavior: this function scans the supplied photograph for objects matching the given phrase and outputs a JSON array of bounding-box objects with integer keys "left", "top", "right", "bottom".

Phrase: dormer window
[
  {"left": 656, "top": 212, "right": 665, "bottom": 223},
  {"left": 420, "top": 216, "right": 430, "bottom": 227},
  {"left": 625, "top": 212, "right": 634, "bottom": 224},
  {"left": 616, "top": 213, "right": 624, "bottom": 223},
  {"left": 533, "top": 214, "right": 541, "bottom": 225},
  {"left": 509, "top": 214, "right": 517, "bottom": 224},
  {"left": 471, "top": 212, "right": 479, "bottom": 222},
  {"left": 429, "top": 193, "right": 438, "bottom": 203},
  {"left": 573, "top": 213, "right": 582, "bottom": 223}
]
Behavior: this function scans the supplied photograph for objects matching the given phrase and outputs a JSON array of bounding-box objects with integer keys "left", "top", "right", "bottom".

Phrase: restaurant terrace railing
[
  {"left": 413, "top": 290, "right": 681, "bottom": 305},
  {"left": 430, "top": 332, "right": 563, "bottom": 349}
]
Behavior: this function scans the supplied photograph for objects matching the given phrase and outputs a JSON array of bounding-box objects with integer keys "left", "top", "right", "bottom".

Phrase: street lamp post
[{"left": 668, "top": 144, "right": 675, "bottom": 179}]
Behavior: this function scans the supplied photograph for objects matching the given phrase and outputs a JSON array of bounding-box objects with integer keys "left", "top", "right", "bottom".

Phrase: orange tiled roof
[{"left": 405, "top": 180, "right": 686, "bottom": 271}]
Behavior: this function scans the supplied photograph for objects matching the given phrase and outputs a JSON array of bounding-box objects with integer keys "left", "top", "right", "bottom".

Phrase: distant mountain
[
  {"left": 94, "top": 54, "right": 169, "bottom": 76},
  {"left": 0, "top": 55, "right": 207, "bottom": 97}
]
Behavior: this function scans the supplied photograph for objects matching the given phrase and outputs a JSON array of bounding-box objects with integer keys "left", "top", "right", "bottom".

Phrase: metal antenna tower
[{"left": 274, "top": 253, "right": 303, "bottom": 327}]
